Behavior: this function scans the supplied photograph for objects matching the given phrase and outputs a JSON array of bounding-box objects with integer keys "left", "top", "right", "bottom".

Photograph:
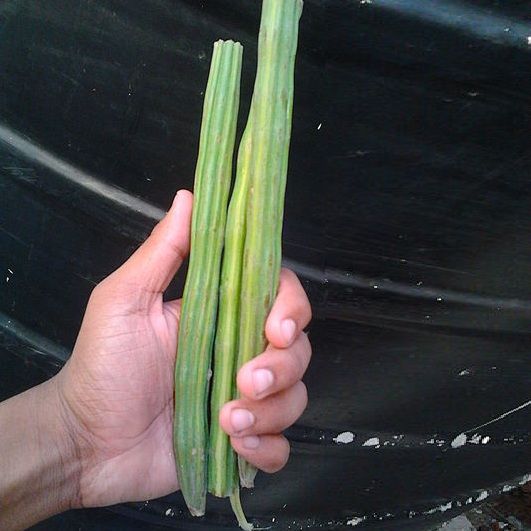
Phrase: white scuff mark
[
  {"left": 427, "top": 438, "right": 435, "bottom": 444},
  {"left": 282, "top": 504, "right": 287, "bottom": 509},
  {"left": 469, "top": 433, "right": 482, "bottom": 444},
  {"left": 502, "top": 485, "right": 513, "bottom": 493},
  {"left": 451, "top": 433, "right": 467, "bottom": 448},
  {"left": 373, "top": 284, "right": 378, "bottom": 289},
  {"left": 165, "top": 508, "right": 174, "bottom": 517},
  {"left": 527, "top": 36, "right": 531, "bottom": 45},
  {"left": 360, "top": 0, "right": 372, "bottom": 4},
  {"left": 459, "top": 369, "right": 471, "bottom": 376},
  {"left": 436, "top": 297, "right": 443, "bottom": 302},
  {"left": 272, "top": 517, "right": 276, "bottom": 522},
  {"left": 464, "top": 400, "right": 531, "bottom": 433},
  {"left": 347, "top": 516, "right": 366, "bottom": 526},
  {"left": 476, "top": 490, "right": 488, "bottom": 502},
  {"left": 333, "top": 431, "right": 355, "bottom": 444},
  {"left": 481, "top": 436, "right": 490, "bottom": 444},
  {"left": 468, "top": 92, "right": 479, "bottom": 97},
  {"left": 5, "top": 277, "right": 9, "bottom": 283},
  {"left": 519, "top": 473, "right": 531, "bottom": 485},
  {"left": 7, "top": 268, "right": 13, "bottom": 274},
  {"left": 363, "top": 437, "right": 380, "bottom": 447},
  {"left": 317, "top": 122, "right": 322, "bottom": 130},
  {"left": 465, "top": 497, "right": 473, "bottom": 505},
  {"left": 425, "top": 501, "right": 453, "bottom": 515}
]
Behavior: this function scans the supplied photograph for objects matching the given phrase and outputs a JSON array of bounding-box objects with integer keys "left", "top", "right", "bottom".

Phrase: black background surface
[{"left": 1, "top": 1, "right": 530, "bottom": 529}]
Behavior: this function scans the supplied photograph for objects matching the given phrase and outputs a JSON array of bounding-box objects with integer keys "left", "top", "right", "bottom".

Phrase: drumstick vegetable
[
  {"left": 235, "top": 0, "right": 303, "bottom": 489},
  {"left": 173, "top": 39, "right": 242, "bottom": 517}
]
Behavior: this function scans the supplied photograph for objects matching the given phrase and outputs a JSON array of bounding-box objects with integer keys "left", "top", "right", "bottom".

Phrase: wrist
[
  {"left": 43, "top": 375, "right": 84, "bottom": 511},
  {"left": 0, "top": 376, "right": 82, "bottom": 530}
]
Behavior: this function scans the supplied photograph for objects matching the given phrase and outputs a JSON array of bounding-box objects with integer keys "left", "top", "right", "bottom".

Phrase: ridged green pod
[
  {"left": 236, "top": 0, "right": 303, "bottom": 489},
  {"left": 174, "top": 39, "right": 242, "bottom": 517}
]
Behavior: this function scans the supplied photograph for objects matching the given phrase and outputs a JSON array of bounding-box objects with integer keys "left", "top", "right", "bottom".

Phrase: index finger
[{"left": 265, "top": 268, "right": 312, "bottom": 349}]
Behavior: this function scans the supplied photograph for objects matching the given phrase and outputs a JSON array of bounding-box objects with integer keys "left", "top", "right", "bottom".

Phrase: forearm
[{"left": 0, "top": 377, "right": 81, "bottom": 530}]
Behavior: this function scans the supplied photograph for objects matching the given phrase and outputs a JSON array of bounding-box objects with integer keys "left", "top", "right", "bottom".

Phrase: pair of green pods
[{"left": 173, "top": 1, "right": 303, "bottom": 528}]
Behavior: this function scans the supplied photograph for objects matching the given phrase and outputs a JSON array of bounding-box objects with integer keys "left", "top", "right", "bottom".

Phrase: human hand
[{"left": 53, "top": 190, "right": 312, "bottom": 508}]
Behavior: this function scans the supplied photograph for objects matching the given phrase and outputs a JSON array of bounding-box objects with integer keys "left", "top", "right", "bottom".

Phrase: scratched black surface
[{"left": 1, "top": 1, "right": 530, "bottom": 530}]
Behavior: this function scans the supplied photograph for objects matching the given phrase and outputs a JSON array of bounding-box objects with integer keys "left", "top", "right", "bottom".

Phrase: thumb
[{"left": 113, "top": 189, "right": 193, "bottom": 294}]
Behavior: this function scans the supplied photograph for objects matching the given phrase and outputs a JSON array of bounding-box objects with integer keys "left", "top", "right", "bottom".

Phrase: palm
[{"left": 61, "top": 289, "right": 182, "bottom": 506}]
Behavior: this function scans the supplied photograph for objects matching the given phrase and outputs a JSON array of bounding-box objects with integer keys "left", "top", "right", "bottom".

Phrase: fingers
[
  {"left": 109, "top": 190, "right": 193, "bottom": 294},
  {"left": 220, "top": 381, "right": 308, "bottom": 437},
  {"left": 236, "top": 333, "right": 311, "bottom": 400},
  {"left": 223, "top": 271, "right": 312, "bottom": 474},
  {"left": 265, "top": 268, "right": 312, "bottom": 349},
  {"left": 230, "top": 434, "right": 290, "bottom": 474}
]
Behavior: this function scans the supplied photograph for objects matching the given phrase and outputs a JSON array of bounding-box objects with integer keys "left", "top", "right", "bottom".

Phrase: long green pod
[
  {"left": 208, "top": 122, "right": 253, "bottom": 498},
  {"left": 174, "top": 39, "right": 242, "bottom": 517},
  {"left": 236, "top": 0, "right": 303, "bottom": 487}
]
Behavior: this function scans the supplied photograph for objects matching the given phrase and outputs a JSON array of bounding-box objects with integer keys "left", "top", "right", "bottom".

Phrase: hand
[{"left": 54, "top": 190, "right": 312, "bottom": 508}]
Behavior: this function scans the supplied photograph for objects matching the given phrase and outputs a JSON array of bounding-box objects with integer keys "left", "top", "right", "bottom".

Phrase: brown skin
[{"left": 0, "top": 190, "right": 312, "bottom": 530}]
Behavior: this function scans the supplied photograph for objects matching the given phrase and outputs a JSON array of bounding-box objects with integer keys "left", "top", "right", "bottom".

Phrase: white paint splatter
[
  {"left": 347, "top": 516, "right": 366, "bottom": 526},
  {"left": 436, "top": 297, "right": 443, "bottom": 302},
  {"left": 360, "top": 0, "right": 372, "bottom": 4},
  {"left": 8, "top": 268, "right": 13, "bottom": 274},
  {"left": 527, "top": 36, "right": 531, "bottom": 45},
  {"left": 363, "top": 437, "right": 380, "bottom": 447},
  {"left": 451, "top": 433, "right": 467, "bottom": 448},
  {"left": 476, "top": 491, "right": 488, "bottom": 502},
  {"left": 502, "top": 485, "right": 513, "bottom": 493},
  {"left": 469, "top": 433, "right": 481, "bottom": 444},
  {"left": 481, "top": 436, "right": 490, "bottom": 444},
  {"left": 459, "top": 369, "right": 471, "bottom": 376},
  {"left": 519, "top": 473, "right": 531, "bottom": 485},
  {"left": 317, "top": 122, "right": 322, "bottom": 130},
  {"left": 165, "top": 508, "right": 174, "bottom": 517},
  {"left": 425, "top": 501, "right": 453, "bottom": 515},
  {"left": 333, "top": 431, "right": 355, "bottom": 444}
]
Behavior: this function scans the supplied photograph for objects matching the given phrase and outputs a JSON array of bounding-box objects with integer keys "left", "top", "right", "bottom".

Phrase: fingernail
[
  {"left": 242, "top": 436, "right": 260, "bottom": 449},
  {"left": 252, "top": 368, "right": 274, "bottom": 396},
  {"left": 231, "top": 409, "right": 255, "bottom": 433},
  {"left": 281, "top": 318, "right": 296, "bottom": 344}
]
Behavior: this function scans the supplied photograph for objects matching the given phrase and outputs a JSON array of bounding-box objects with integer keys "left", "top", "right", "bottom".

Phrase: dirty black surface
[{"left": 1, "top": 0, "right": 530, "bottom": 529}]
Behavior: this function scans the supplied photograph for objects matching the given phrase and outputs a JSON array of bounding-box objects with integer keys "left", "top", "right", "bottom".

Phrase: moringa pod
[{"left": 173, "top": 39, "right": 242, "bottom": 518}]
